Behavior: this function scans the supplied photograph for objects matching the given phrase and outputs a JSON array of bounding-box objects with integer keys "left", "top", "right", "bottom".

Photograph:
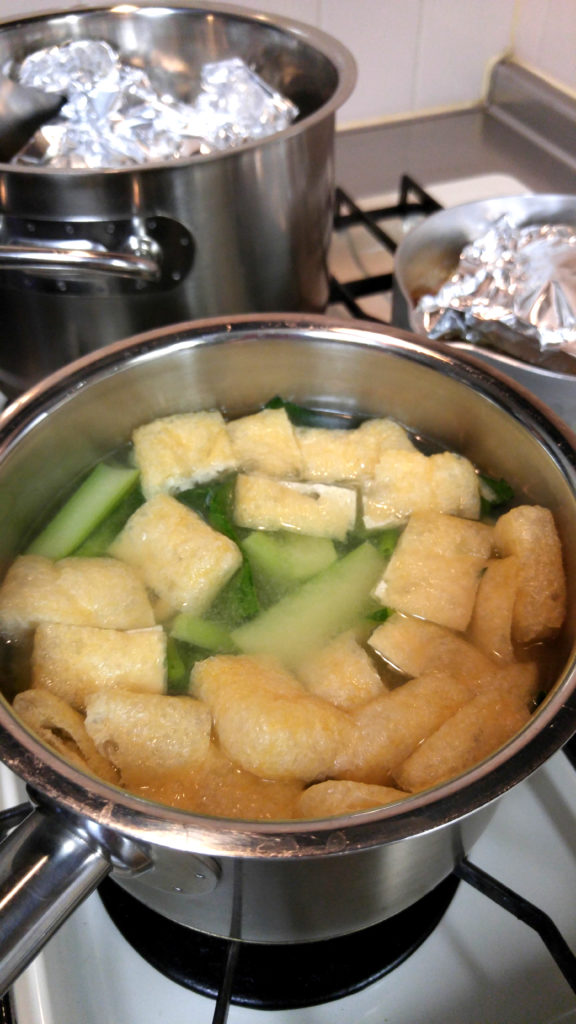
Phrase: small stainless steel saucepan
[{"left": 0, "top": 313, "right": 576, "bottom": 994}]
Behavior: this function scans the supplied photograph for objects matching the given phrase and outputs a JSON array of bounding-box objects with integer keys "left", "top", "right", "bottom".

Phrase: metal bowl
[{"left": 394, "top": 193, "right": 576, "bottom": 428}]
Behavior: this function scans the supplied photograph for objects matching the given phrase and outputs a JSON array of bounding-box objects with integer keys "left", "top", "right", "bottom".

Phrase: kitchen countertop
[{"left": 335, "top": 59, "right": 576, "bottom": 199}]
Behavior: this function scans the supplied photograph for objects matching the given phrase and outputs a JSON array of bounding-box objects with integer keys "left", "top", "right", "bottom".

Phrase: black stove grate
[
  {"left": 329, "top": 173, "right": 441, "bottom": 320},
  {"left": 97, "top": 872, "right": 460, "bottom": 1011}
]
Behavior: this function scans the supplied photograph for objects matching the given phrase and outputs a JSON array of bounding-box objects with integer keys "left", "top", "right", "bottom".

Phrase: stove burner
[{"left": 98, "top": 873, "right": 459, "bottom": 1010}]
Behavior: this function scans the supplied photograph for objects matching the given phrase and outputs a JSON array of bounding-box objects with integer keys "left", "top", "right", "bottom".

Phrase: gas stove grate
[{"left": 329, "top": 173, "right": 442, "bottom": 321}]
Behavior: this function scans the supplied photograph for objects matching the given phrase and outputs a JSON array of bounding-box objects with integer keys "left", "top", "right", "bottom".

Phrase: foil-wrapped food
[
  {"left": 8, "top": 38, "right": 298, "bottom": 168},
  {"left": 413, "top": 215, "right": 576, "bottom": 373}
]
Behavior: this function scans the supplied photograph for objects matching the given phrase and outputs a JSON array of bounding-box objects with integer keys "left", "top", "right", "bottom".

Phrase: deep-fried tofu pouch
[
  {"left": 84, "top": 690, "right": 212, "bottom": 784},
  {"left": 227, "top": 407, "right": 303, "bottom": 478},
  {"left": 0, "top": 554, "right": 155, "bottom": 640},
  {"left": 192, "top": 654, "right": 355, "bottom": 783},
  {"left": 369, "top": 612, "right": 539, "bottom": 706},
  {"left": 394, "top": 690, "right": 531, "bottom": 793},
  {"left": 333, "top": 671, "right": 473, "bottom": 785},
  {"left": 296, "top": 417, "right": 415, "bottom": 484},
  {"left": 13, "top": 688, "right": 117, "bottom": 783},
  {"left": 109, "top": 493, "right": 242, "bottom": 616},
  {"left": 296, "top": 779, "right": 407, "bottom": 819},
  {"left": 32, "top": 623, "right": 166, "bottom": 710},
  {"left": 493, "top": 505, "right": 566, "bottom": 644},
  {"left": 133, "top": 409, "right": 237, "bottom": 499},
  {"left": 297, "top": 629, "right": 387, "bottom": 710}
]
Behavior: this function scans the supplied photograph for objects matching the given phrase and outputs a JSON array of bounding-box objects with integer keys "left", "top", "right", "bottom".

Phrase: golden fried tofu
[
  {"left": 469, "top": 556, "right": 519, "bottom": 661},
  {"left": 333, "top": 671, "right": 473, "bottom": 785},
  {"left": 84, "top": 690, "right": 212, "bottom": 784},
  {"left": 394, "top": 690, "right": 531, "bottom": 793},
  {"left": 493, "top": 505, "right": 566, "bottom": 644},
  {"left": 192, "top": 653, "right": 354, "bottom": 783},
  {"left": 296, "top": 779, "right": 407, "bottom": 818},
  {"left": 362, "top": 450, "right": 481, "bottom": 529},
  {"left": 234, "top": 474, "right": 357, "bottom": 540},
  {"left": 227, "top": 407, "right": 303, "bottom": 478},
  {"left": 297, "top": 630, "right": 387, "bottom": 710},
  {"left": 0, "top": 554, "right": 155, "bottom": 640},
  {"left": 369, "top": 611, "right": 539, "bottom": 706},
  {"left": 296, "top": 417, "right": 415, "bottom": 484},
  {"left": 13, "top": 688, "right": 117, "bottom": 783},
  {"left": 373, "top": 512, "right": 493, "bottom": 631},
  {"left": 32, "top": 623, "right": 166, "bottom": 710},
  {"left": 133, "top": 410, "right": 237, "bottom": 499},
  {"left": 109, "top": 493, "right": 242, "bottom": 616}
]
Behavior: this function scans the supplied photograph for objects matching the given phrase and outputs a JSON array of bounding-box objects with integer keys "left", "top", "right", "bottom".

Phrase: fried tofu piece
[
  {"left": 234, "top": 474, "right": 357, "bottom": 541},
  {"left": 13, "top": 688, "right": 117, "bottom": 783},
  {"left": 394, "top": 690, "right": 531, "bottom": 793},
  {"left": 369, "top": 612, "right": 539, "bottom": 705},
  {"left": 296, "top": 417, "right": 415, "bottom": 484},
  {"left": 0, "top": 554, "right": 155, "bottom": 640},
  {"left": 109, "top": 493, "right": 242, "bottom": 616},
  {"left": 32, "top": 623, "right": 166, "bottom": 710},
  {"left": 469, "top": 556, "right": 519, "bottom": 661},
  {"left": 296, "top": 779, "right": 407, "bottom": 818},
  {"left": 84, "top": 690, "right": 212, "bottom": 784},
  {"left": 297, "top": 630, "right": 387, "bottom": 710},
  {"left": 493, "top": 505, "right": 566, "bottom": 644},
  {"left": 133, "top": 410, "right": 237, "bottom": 499},
  {"left": 362, "top": 450, "right": 481, "bottom": 529},
  {"left": 333, "top": 671, "right": 473, "bottom": 785},
  {"left": 192, "top": 653, "right": 354, "bottom": 783},
  {"left": 373, "top": 512, "right": 493, "bottom": 631},
  {"left": 227, "top": 407, "right": 303, "bottom": 478}
]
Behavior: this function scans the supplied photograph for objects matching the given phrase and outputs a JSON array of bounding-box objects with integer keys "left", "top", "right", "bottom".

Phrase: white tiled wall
[{"left": 0, "top": 0, "right": 572, "bottom": 129}]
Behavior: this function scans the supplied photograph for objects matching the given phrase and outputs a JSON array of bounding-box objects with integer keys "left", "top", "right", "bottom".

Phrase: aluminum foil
[
  {"left": 9, "top": 39, "right": 298, "bottom": 168},
  {"left": 414, "top": 215, "right": 576, "bottom": 371}
]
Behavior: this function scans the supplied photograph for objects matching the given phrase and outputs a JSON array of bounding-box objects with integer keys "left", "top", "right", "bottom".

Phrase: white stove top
[{"left": 4, "top": 170, "right": 576, "bottom": 1024}]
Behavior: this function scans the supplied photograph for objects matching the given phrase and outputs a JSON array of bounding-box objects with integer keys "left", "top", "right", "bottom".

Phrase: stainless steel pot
[
  {"left": 0, "top": 3, "right": 355, "bottom": 395},
  {"left": 394, "top": 193, "right": 576, "bottom": 429},
  {"left": 1, "top": 313, "right": 576, "bottom": 995}
]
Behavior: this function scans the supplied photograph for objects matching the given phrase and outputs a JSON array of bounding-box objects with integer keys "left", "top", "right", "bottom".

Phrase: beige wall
[{"left": 0, "top": 0, "right": 572, "bottom": 129}]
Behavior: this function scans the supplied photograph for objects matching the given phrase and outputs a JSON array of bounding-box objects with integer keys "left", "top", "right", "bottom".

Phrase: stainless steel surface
[
  {"left": 0, "top": 803, "right": 111, "bottom": 996},
  {"left": 0, "top": 315, "right": 575, "bottom": 979},
  {"left": 0, "top": 3, "right": 355, "bottom": 392},
  {"left": 487, "top": 59, "right": 576, "bottom": 175},
  {"left": 394, "top": 193, "right": 576, "bottom": 428},
  {"left": 335, "top": 61, "right": 576, "bottom": 204},
  {"left": 0, "top": 243, "right": 160, "bottom": 279}
]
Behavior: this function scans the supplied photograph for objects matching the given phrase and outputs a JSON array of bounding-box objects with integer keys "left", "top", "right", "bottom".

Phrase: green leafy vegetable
[
  {"left": 177, "top": 476, "right": 238, "bottom": 541},
  {"left": 165, "top": 637, "right": 212, "bottom": 693},
  {"left": 479, "top": 474, "right": 514, "bottom": 517},
  {"left": 369, "top": 528, "right": 401, "bottom": 561}
]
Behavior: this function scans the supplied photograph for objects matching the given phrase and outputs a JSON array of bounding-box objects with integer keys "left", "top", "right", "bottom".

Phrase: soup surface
[{"left": 0, "top": 399, "right": 567, "bottom": 820}]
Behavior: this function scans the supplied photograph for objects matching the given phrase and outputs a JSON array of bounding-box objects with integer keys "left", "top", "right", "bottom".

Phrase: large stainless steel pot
[
  {"left": 1, "top": 313, "right": 576, "bottom": 995},
  {"left": 394, "top": 193, "right": 576, "bottom": 429},
  {"left": 0, "top": 3, "right": 355, "bottom": 395}
]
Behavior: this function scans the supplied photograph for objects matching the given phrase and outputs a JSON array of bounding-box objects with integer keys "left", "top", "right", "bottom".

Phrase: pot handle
[
  {"left": 0, "top": 243, "right": 160, "bottom": 280},
  {"left": 0, "top": 801, "right": 112, "bottom": 996}
]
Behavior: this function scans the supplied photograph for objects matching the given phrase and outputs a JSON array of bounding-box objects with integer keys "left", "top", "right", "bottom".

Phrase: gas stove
[{"left": 2, "top": 169, "right": 576, "bottom": 1024}]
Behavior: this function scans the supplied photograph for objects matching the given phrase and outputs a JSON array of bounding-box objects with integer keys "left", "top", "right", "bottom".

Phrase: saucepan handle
[
  {"left": 0, "top": 243, "right": 160, "bottom": 280},
  {"left": 0, "top": 802, "right": 112, "bottom": 996}
]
